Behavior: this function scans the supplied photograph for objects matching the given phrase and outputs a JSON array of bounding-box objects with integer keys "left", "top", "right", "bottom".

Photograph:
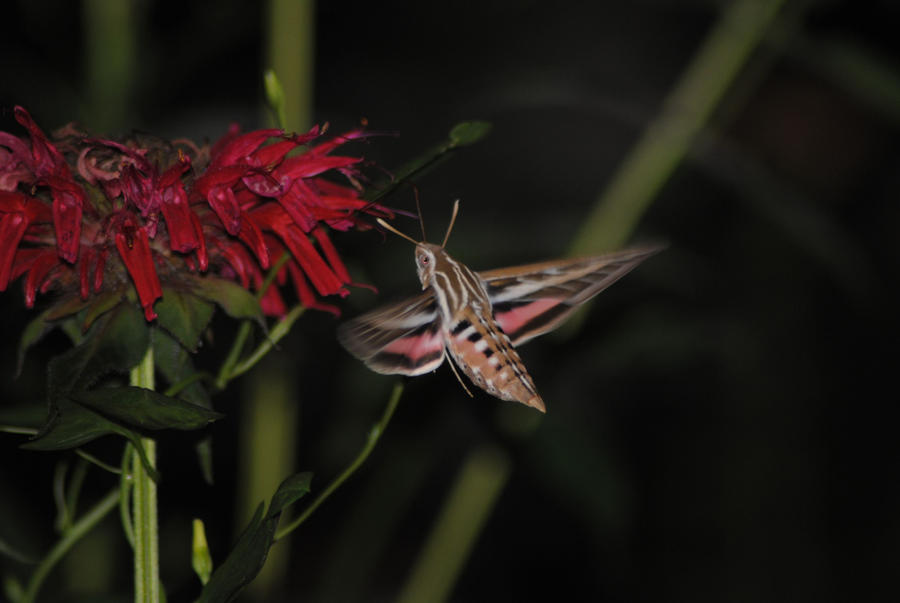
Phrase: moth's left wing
[
  {"left": 337, "top": 292, "right": 446, "bottom": 376},
  {"left": 480, "top": 246, "right": 661, "bottom": 346}
]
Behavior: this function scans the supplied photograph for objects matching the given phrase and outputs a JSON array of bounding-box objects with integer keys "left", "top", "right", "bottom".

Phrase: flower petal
[
  {"left": 14, "top": 106, "right": 68, "bottom": 177},
  {"left": 0, "top": 211, "right": 28, "bottom": 290},
  {"left": 206, "top": 185, "right": 242, "bottom": 235},
  {"left": 278, "top": 223, "right": 346, "bottom": 297},
  {"left": 45, "top": 176, "right": 85, "bottom": 263},
  {"left": 23, "top": 249, "right": 60, "bottom": 307},
  {"left": 114, "top": 222, "right": 162, "bottom": 320}
]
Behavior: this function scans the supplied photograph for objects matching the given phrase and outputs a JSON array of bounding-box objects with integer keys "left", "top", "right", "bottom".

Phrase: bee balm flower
[{"left": 0, "top": 107, "right": 389, "bottom": 321}]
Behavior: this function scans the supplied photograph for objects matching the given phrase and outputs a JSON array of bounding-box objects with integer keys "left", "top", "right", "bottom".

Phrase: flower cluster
[{"left": 0, "top": 107, "right": 389, "bottom": 320}]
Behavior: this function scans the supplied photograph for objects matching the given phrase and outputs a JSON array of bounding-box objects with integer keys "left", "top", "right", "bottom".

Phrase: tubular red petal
[
  {"left": 276, "top": 180, "right": 319, "bottom": 232},
  {"left": 114, "top": 224, "right": 162, "bottom": 321},
  {"left": 23, "top": 250, "right": 59, "bottom": 307},
  {"left": 238, "top": 214, "right": 269, "bottom": 269},
  {"left": 276, "top": 155, "right": 360, "bottom": 180},
  {"left": 259, "top": 284, "right": 287, "bottom": 317},
  {"left": 45, "top": 177, "right": 86, "bottom": 263},
  {"left": 251, "top": 139, "right": 300, "bottom": 167},
  {"left": 190, "top": 211, "right": 209, "bottom": 271},
  {"left": 286, "top": 260, "right": 340, "bottom": 315},
  {"left": 304, "top": 130, "right": 365, "bottom": 157},
  {"left": 193, "top": 165, "right": 251, "bottom": 198},
  {"left": 160, "top": 185, "right": 200, "bottom": 253},
  {"left": 219, "top": 242, "right": 254, "bottom": 289},
  {"left": 242, "top": 170, "right": 283, "bottom": 198},
  {"left": 0, "top": 212, "right": 28, "bottom": 290},
  {"left": 279, "top": 223, "right": 345, "bottom": 296},
  {"left": 311, "top": 226, "right": 351, "bottom": 283},
  {"left": 211, "top": 129, "right": 284, "bottom": 165},
  {"left": 206, "top": 186, "right": 242, "bottom": 235},
  {"left": 79, "top": 247, "right": 94, "bottom": 299},
  {"left": 93, "top": 247, "right": 107, "bottom": 292},
  {"left": 14, "top": 106, "right": 67, "bottom": 177}
]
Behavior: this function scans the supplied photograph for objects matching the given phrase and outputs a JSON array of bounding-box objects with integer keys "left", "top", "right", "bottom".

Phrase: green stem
[
  {"left": 229, "top": 305, "right": 305, "bottom": 380},
  {"left": 130, "top": 346, "right": 160, "bottom": 603},
  {"left": 20, "top": 489, "right": 119, "bottom": 603},
  {"left": 274, "top": 382, "right": 403, "bottom": 540},
  {"left": 215, "top": 252, "right": 292, "bottom": 390},
  {"left": 120, "top": 444, "right": 135, "bottom": 549},
  {"left": 570, "top": 0, "right": 788, "bottom": 254},
  {"left": 396, "top": 445, "right": 511, "bottom": 603},
  {"left": 75, "top": 448, "right": 123, "bottom": 475}
]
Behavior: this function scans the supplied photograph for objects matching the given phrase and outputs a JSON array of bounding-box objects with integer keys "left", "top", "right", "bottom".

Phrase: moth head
[
  {"left": 375, "top": 199, "right": 461, "bottom": 290},
  {"left": 415, "top": 243, "right": 442, "bottom": 289}
]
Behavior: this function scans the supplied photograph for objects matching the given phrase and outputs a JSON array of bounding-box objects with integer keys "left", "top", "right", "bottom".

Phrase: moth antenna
[
  {"left": 413, "top": 186, "right": 427, "bottom": 242},
  {"left": 440, "top": 199, "right": 460, "bottom": 248},
  {"left": 376, "top": 218, "right": 420, "bottom": 245},
  {"left": 443, "top": 349, "right": 475, "bottom": 398}
]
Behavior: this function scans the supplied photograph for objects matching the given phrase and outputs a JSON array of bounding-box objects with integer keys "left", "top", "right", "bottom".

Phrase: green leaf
[
  {"left": 81, "top": 289, "right": 125, "bottom": 331},
  {"left": 152, "top": 328, "right": 210, "bottom": 406},
  {"left": 191, "top": 277, "right": 264, "bottom": 325},
  {"left": 44, "top": 295, "right": 92, "bottom": 321},
  {"left": 448, "top": 121, "right": 492, "bottom": 147},
  {"left": 266, "top": 472, "right": 313, "bottom": 519},
  {"left": 196, "top": 472, "right": 312, "bottom": 603},
  {"left": 155, "top": 288, "right": 215, "bottom": 352},
  {"left": 17, "top": 308, "right": 58, "bottom": 377},
  {"left": 69, "top": 386, "right": 223, "bottom": 431},
  {"left": 21, "top": 404, "right": 126, "bottom": 451},
  {"left": 153, "top": 328, "right": 216, "bottom": 483},
  {"left": 0, "top": 403, "right": 46, "bottom": 431},
  {"left": 47, "top": 303, "right": 150, "bottom": 405}
]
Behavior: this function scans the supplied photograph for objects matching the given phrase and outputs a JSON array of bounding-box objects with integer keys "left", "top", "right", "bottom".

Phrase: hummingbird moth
[{"left": 338, "top": 201, "right": 660, "bottom": 412}]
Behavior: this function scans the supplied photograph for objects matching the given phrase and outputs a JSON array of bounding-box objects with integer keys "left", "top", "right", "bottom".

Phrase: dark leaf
[
  {"left": 21, "top": 404, "right": 126, "bottom": 450},
  {"left": 47, "top": 303, "right": 150, "bottom": 406},
  {"left": 69, "top": 386, "right": 223, "bottom": 431},
  {"left": 81, "top": 289, "right": 126, "bottom": 331},
  {"left": 155, "top": 288, "right": 215, "bottom": 352},
  {"left": 191, "top": 277, "right": 264, "bottom": 325},
  {"left": 17, "top": 308, "right": 58, "bottom": 377},
  {"left": 0, "top": 403, "right": 48, "bottom": 431},
  {"left": 152, "top": 328, "right": 211, "bottom": 407},
  {"left": 196, "top": 472, "right": 312, "bottom": 603},
  {"left": 44, "top": 295, "right": 92, "bottom": 321},
  {"left": 267, "top": 472, "right": 313, "bottom": 519},
  {"left": 153, "top": 328, "right": 216, "bottom": 483}
]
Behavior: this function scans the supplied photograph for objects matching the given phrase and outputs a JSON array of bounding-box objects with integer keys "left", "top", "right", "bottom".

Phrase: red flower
[{"left": 0, "top": 107, "right": 389, "bottom": 321}]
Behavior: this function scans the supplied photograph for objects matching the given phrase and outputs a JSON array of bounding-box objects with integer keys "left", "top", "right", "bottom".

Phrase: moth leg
[{"left": 444, "top": 348, "right": 475, "bottom": 398}]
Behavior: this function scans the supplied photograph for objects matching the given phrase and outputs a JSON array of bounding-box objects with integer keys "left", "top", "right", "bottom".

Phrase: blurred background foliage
[{"left": 1, "top": 0, "right": 898, "bottom": 601}]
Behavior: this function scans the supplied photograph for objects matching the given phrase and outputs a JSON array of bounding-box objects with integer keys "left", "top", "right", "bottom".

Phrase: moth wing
[
  {"left": 480, "top": 246, "right": 661, "bottom": 346},
  {"left": 337, "top": 292, "right": 446, "bottom": 376}
]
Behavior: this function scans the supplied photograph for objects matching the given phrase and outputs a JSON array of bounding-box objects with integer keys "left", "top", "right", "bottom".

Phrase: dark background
[{"left": 1, "top": 1, "right": 898, "bottom": 601}]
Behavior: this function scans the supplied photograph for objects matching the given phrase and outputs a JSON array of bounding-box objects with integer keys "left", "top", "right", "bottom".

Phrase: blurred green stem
[
  {"left": 130, "top": 346, "right": 160, "bottom": 603},
  {"left": 20, "top": 489, "right": 119, "bottom": 603},
  {"left": 275, "top": 382, "right": 403, "bottom": 540},
  {"left": 570, "top": 0, "right": 787, "bottom": 254},
  {"left": 82, "top": 0, "right": 136, "bottom": 130},
  {"left": 264, "top": 0, "right": 315, "bottom": 131},
  {"left": 397, "top": 445, "right": 511, "bottom": 603}
]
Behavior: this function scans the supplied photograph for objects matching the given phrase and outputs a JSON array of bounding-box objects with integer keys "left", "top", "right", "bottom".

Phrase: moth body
[{"left": 336, "top": 203, "right": 660, "bottom": 413}]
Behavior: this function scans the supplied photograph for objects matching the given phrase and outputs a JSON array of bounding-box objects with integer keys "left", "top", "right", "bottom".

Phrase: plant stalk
[{"left": 130, "top": 345, "right": 160, "bottom": 603}]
